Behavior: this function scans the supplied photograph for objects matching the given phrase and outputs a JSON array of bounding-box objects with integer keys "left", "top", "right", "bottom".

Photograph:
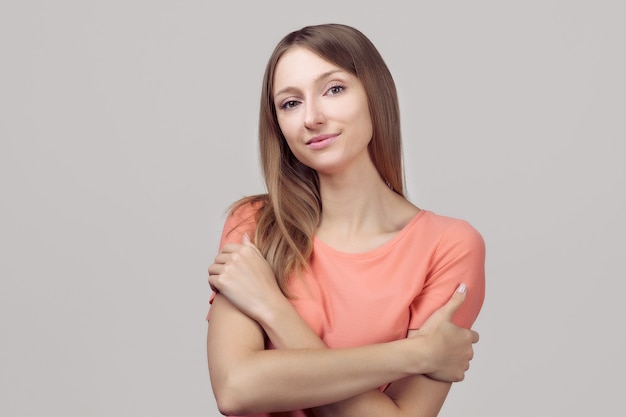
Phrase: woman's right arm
[{"left": 207, "top": 292, "right": 447, "bottom": 416}]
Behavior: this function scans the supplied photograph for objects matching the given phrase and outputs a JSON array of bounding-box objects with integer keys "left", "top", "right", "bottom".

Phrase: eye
[
  {"left": 326, "top": 84, "right": 345, "bottom": 96},
  {"left": 279, "top": 100, "right": 300, "bottom": 110}
]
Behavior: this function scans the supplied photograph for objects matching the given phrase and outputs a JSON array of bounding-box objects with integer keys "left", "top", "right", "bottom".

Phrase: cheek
[
  {"left": 276, "top": 119, "right": 298, "bottom": 151},
  {"left": 277, "top": 117, "right": 300, "bottom": 145},
  {"left": 349, "top": 106, "right": 373, "bottom": 142}
]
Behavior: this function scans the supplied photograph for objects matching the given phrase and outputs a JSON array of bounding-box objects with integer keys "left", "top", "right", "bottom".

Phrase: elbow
[
  {"left": 214, "top": 388, "right": 246, "bottom": 416},
  {"left": 215, "top": 395, "right": 243, "bottom": 416},
  {"left": 215, "top": 395, "right": 249, "bottom": 416},
  {"left": 212, "top": 374, "right": 257, "bottom": 416}
]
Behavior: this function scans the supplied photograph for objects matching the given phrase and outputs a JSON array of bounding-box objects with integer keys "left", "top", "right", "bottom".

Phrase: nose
[{"left": 304, "top": 99, "right": 326, "bottom": 129}]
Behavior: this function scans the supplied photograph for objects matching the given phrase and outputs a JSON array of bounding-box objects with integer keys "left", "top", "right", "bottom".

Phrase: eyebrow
[{"left": 274, "top": 69, "right": 345, "bottom": 98}]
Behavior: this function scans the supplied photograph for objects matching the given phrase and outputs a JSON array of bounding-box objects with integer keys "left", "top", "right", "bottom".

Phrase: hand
[
  {"left": 413, "top": 284, "right": 480, "bottom": 382},
  {"left": 208, "top": 234, "right": 286, "bottom": 323}
]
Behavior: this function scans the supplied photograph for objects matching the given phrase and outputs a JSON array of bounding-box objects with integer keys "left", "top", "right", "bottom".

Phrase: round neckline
[{"left": 313, "top": 209, "right": 428, "bottom": 259}]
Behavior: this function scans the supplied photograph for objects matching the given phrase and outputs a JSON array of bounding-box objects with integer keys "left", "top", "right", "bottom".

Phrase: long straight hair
[{"left": 231, "top": 23, "right": 405, "bottom": 294}]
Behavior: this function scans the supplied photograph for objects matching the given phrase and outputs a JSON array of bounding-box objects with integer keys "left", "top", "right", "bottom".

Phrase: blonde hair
[{"left": 231, "top": 23, "right": 405, "bottom": 294}]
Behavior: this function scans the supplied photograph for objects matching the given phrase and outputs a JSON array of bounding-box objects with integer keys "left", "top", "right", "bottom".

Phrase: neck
[{"left": 317, "top": 163, "right": 405, "bottom": 239}]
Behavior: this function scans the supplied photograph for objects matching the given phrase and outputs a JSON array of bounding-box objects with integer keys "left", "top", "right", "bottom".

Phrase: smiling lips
[{"left": 306, "top": 133, "right": 338, "bottom": 150}]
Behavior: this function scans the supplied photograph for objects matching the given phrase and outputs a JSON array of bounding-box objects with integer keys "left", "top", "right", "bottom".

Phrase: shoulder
[
  {"left": 227, "top": 195, "right": 266, "bottom": 221},
  {"left": 419, "top": 210, "right": 485, "bottom": 254},
  {"left": 406, "top": 210, "right": 486, "bottom": 329},
  {"left": 219, "top": 195, "right": 267, "bottom": 247}
]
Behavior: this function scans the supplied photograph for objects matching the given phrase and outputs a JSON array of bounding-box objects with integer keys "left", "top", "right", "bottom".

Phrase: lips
[
  {"left": 306, "top": 133, "right": 337, "bottom": 145},
  {"left": 305, "top": 134, "right": 339, "bottom": 150}
]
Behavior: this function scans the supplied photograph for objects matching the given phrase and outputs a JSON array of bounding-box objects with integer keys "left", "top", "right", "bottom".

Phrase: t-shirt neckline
[{"left": 313, "top": 209, "right": 428, "bottom": 259}]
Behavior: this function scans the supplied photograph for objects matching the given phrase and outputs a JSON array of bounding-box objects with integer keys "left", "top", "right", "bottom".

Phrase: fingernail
[
  {"left": 457, "top": 283, "right": 467, "bottom": 294},
  {"left": 242, "top": 233, "right": 250, "bottom": 243}
]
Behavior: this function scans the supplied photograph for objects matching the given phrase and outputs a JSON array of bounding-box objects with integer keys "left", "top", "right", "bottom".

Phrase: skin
[
  {"left": 273, "top": 47, "right": 374, "bottom": 178},
  {"left": 207, "top": 47, "right": 480, "bottom": 416}
]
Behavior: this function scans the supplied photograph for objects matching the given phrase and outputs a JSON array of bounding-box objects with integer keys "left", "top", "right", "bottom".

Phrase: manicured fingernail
[{"left": 457, "top": 283, "right": 467, "bottom": 294}]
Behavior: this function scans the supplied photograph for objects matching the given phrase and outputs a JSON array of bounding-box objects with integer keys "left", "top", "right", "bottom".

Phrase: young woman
[{"left": 207, "top": 23, "right": 485, "bottom": 417}]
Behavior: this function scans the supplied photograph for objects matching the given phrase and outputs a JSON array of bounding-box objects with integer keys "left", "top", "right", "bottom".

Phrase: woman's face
[{"left": 272, "top": 47, "right": 373, "bottom": 175}]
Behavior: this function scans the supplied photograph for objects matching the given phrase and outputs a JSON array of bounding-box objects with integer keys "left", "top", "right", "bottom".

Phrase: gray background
[{"left": 1, "top": 1, "right": 624, "bottom": 416}]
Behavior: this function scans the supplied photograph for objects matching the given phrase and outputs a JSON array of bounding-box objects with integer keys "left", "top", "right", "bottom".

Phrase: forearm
[
  {"left": 215, "top": 338, "right": 417, "bottom": 414},
  {"left": 313, "top": 390, "right": 396, "bottom": 417},
  {"left": 208, "top": 295, "right": 426, "bottom": 415},
  {"left": 211, "top": 282, "right": 470, "bottom": 416},
  {"left": 313, "top": 376, "right": 451, "bottom": 417},
  {"left": 259, "top": 298, "right": 326, "bottom": 350},
  {"left": 260, "top": 300, "right": 446, "bottom": 417}
]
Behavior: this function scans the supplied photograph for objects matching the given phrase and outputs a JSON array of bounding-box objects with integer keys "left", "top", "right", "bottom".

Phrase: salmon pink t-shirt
[{"left": 208, "top": 201, "right": 486, "bottom": 417}]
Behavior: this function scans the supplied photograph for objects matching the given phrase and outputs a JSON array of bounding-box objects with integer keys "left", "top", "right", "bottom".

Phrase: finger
[
  {"left": 441, "top": 283, "right": 468, "bottom": 319},
  {"left": 208, "top": 274, "right": 219, "bottom": 292},
  {"left": 208, "top": 275, "right": 217, "bottom": 290},
  {"left": 220, "top": 243, "right": 243, "bottom": 253},
  {"left": 213, "top": 252, "right": 232, "bottom": 264},
  {"left": 208, "top": 263, "right": 223, "bottom": 276},
  {"left": 241, "top": 234, "right": 264, "bottom": 256}
]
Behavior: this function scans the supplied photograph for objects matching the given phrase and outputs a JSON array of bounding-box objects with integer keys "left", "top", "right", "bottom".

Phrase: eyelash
[
  {"left": 326, "top": 83, "right": 345, "bottom": 96},
  {"left": 279, "top": 100, "right": 300, "bottom": 110},
  {"left": 278, "top": 83, "right": 346, "bottom": 110}
]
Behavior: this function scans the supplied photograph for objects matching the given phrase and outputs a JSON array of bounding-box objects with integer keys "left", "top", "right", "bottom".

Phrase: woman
[{"left": 207, "top": 23, "right": 485, "bottom": 417}]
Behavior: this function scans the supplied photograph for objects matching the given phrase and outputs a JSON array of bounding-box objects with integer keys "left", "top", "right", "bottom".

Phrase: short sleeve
[
  {"left": 217, "top": 201, "right": 260, "bottom": 249},
  {"left": 206, "top": 201, "right": 261, "bottom": 320},
  {"left": 408, "top": 220, "right": 486, "bottom": 330}
]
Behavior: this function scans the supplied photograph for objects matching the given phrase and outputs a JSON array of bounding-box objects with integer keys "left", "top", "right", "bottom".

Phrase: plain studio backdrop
[{"left": 1, "top": 1, "right": 624, "bottom": 416}]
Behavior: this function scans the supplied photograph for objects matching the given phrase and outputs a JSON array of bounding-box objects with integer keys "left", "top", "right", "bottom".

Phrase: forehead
[{"left": 273, "top": 47, "right": 345, "bottom": 90}]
